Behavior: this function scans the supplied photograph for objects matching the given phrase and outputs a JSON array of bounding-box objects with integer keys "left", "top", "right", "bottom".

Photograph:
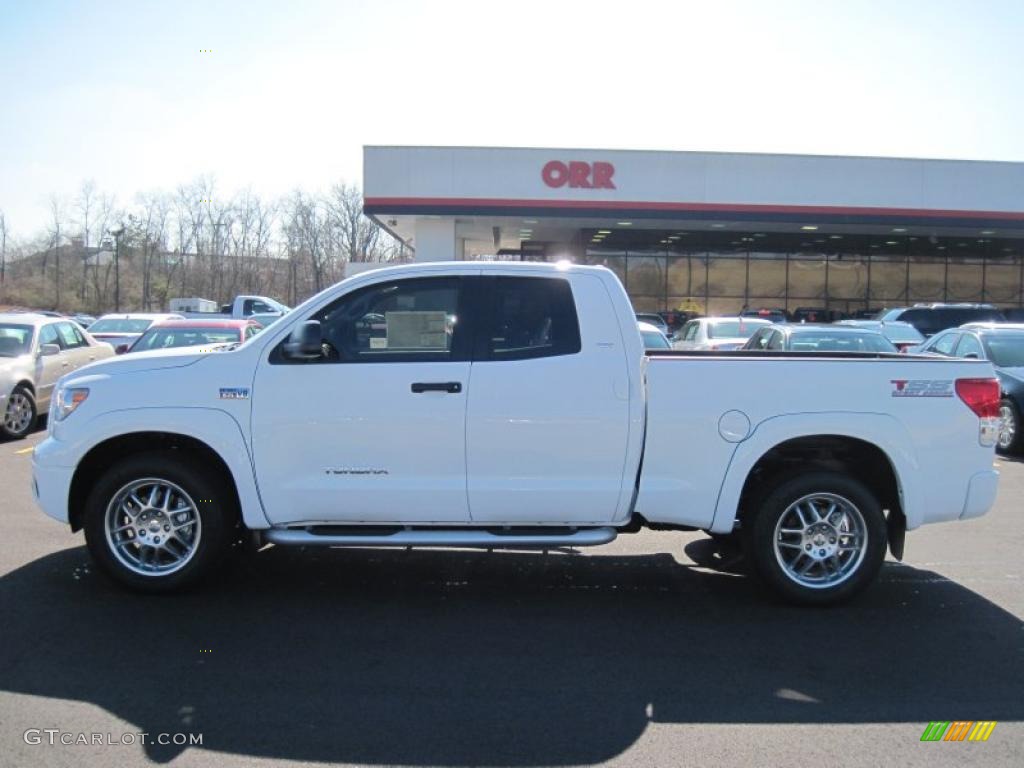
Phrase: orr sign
[{"left": 542, "top": 160, "right": 616, "bottom": 190}]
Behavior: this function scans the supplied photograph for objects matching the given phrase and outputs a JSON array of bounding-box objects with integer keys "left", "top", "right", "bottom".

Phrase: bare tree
[
  {"left": 47, "top": 195, "right": 68, "bottom": 309},
  {"left": 0, "top": 209, "right": 7, "bottom": 295}
]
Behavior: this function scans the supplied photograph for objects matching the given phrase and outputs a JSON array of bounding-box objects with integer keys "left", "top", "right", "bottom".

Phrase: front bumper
[
  {"left": 31, "top": 436, "right": 77, "bottom": 524},
  {"left": 960, "top": 469, "right": 999, "bottom": 520}
]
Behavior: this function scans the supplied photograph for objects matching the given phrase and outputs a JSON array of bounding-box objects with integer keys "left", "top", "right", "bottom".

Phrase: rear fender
[{"left": 709, "top": 412, "right": 920, "bottom": 533}]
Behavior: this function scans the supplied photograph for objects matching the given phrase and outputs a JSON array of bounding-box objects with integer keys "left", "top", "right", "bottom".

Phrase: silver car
[{"left": 0, "top": 313, "right": 115, "bottom": 439}]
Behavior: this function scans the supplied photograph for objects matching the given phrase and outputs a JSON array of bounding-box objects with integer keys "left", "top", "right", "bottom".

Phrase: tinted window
[
  {"left": 928, "top": 332, "right": 960, "bottom": 356},
  {"left": 296, "top": 277, "right": 465, "bottom": 364},
  {"left": 88, "top": 318, "right": 154, "bottom": 333},
  {"left": 39, "top": 324, "right": 60, "bottom": 347},
  {"left": 131, "top": 327, "right": 241, "bottom": 351},
  {"left": 640, "top": 330, "right": 670, "bottom": 350},
  {"left": 955, "top": 333, "right": 984, "bottom": 359},
  {"left": 767, "top": 330, "right": 785, "bottom": 350},
  {"left": 984, "top": 334, "right": 1024, "bottom": 368},
  {"left": 56, "top": 322, "right": 87, "bottom": 349},
  {"left": 481, "top": 277, "right": 581, "bottom": 361},
  {"left": 785, "top": 330, "right": 896, "bottom": 352},
  {"left": 0, "top": 323, "right": 33, "bottom": 356},
  {"left": 707, "top": 320, "right": 766, "bottom": 339},
  {"left": 744, "top": 328, "right": 771, "bottom": 350},
  {"left": 682, "top": 321, "right": 698, "bottom": 341}
]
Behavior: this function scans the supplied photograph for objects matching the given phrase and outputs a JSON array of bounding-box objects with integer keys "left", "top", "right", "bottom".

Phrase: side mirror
[
  {"left": 283, "top": 320, "right": 324, "bottom": 360},
  {"left": 115, "top": 343, "right": 130, "bottom": 355},
  {"left": 39, "top": 343, "right": 61, "bottom": 357},
  {"left": 963, "top": 352, "right": 980, "bottom": 359}
]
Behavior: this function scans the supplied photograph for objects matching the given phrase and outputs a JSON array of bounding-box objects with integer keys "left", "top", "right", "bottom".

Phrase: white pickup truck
[
  {"left": 169, "top": 294, "right": 290, "bottom": 319},
  {"left": 32, "top": 262, "right": 1001, "bottom": 603}
]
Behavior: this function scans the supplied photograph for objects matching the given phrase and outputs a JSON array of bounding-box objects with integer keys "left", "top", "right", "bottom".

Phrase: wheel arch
[
  {"left": 69, "top": 432, "right": 235, "bottom": 532},
  {"left": 711, "top": 414, "right": 919, "bottom": 557}
]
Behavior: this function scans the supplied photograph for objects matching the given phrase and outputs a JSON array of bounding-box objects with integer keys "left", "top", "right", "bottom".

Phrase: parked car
[
  {"left": 743, "top": 323, "right": 898, "bottom": 353},
  {"left": 0, "top": 313, "right": 115, "bottom": 438},
  {"left": 33, "top": 262, "right": 1000, "bottom": 604},
  {"left": 86, "top": 313, "right": 184, "bottom": 351},
  {"left": 835, "top": 320, "right": 925, "bottom": 352},
  {"left": 674, "top": 317, "right": 772, "bottom": 351},
  {"left": 877, "top": 303, "right": 1005, "bottom": 338},
  {"left": 635, "top": 313, "right": 669, "bottom": 335},
  {"left": 914, "top": 323, "right": 1024, "bottom": 453},
  {"left": 638, "top": 321, "right": 671, "bottom": 350},
  {"left": 1001, "top": 308, "right": 1024, "bottom": 323},
  {"left": 247, "top": 312, "right": 285, "bottom": 329},
  {"left": 71, "top": 314, "right": 97, "bottom": 329},
  {"left": 125, "top": 319, "right": 263, "bottom": 354},
  {"left": 741, "top": 307, "right": 789, "bottom": 323}
]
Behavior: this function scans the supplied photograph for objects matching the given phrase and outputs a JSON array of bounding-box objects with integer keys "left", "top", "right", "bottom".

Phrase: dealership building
[{"left": 363, "top": 146, "right": 1024, "bottom": 316}]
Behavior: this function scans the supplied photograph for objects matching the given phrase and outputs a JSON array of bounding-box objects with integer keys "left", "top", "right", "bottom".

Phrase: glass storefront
[{"left": 581, "top": 248, "right": 1024, "bottom": 316}]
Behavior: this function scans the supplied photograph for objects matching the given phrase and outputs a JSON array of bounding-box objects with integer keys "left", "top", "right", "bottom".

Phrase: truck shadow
[{"left": 0, "top": 543, "right": 1021, "bottom": 764}]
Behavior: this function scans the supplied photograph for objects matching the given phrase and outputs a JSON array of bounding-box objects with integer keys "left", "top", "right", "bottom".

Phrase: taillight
[{"left": 955, "top": 378, "right": 1000, "bottom": 418}]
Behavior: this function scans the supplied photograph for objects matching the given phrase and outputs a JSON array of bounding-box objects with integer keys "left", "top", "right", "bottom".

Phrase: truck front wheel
[
  {"left": 83, "top": 451, "right": 236, "bottom": 592},
  {"left": 746, "top": 472, "right": 887, "bottom": 605}
]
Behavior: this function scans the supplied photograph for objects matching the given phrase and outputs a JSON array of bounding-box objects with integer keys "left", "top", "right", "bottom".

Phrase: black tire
[
  {"left": 744, "top": 471, "right": 887, "bottom": 605},
  {"left": 83, "top": 450, "right": 238, "bottom": 593},
  {"left": 997, "top": 398, "right": 1020, "bottom": 454},
  {"left": 1, "top": 385, "right": 37, "bottom": 439}
]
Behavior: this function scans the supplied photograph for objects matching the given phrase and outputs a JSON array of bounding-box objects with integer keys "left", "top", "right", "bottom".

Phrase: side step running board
[{"left": 263, "top": 526, "right": 618, "bottom": 549}]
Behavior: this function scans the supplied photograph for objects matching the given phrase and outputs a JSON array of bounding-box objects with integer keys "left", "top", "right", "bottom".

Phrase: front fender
[
  {"left": 709, "top": 412, "right": 921, "bottom": 533},
  {"left": 66, "top": 407, "right": 270, "bottom": 530}
]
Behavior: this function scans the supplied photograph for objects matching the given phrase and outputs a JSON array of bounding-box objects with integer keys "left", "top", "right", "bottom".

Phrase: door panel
[
  {"left": 251, "top": 276, "right": 473, "bottom": 525},
  {"left": 466, "top": 274, "right": 631, "bottom": 524},
  {"left": 34, "top": 324, "right": 66, "bottom": 407}
]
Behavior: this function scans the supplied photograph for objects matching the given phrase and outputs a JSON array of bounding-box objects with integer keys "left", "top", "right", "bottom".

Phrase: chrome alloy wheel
[
  {"left": 998, "top": 404, "right": 1016, "bottom": 450},
  {"left": 4, "top": 393, "right": 34, "bottom": 435},
  {"left": 104, "top": 478, "right": 202, "bottom": 576},
  {"left": 773, "top": 492, "right": 868, "bottom": 589}
]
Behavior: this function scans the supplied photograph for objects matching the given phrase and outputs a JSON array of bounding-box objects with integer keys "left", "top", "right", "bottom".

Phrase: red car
[{"left": 123, "top": 319, "right": 263, "bottom": 354}]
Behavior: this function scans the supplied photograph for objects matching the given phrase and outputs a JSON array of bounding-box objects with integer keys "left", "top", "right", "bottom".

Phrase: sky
[{"left": 1, "top": 0, "right": 1022, "bottom": 239}]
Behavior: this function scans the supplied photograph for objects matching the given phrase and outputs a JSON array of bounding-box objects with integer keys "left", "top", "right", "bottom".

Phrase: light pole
[{"left": 109, "top": 225, "right": 125, "bottom": 312}]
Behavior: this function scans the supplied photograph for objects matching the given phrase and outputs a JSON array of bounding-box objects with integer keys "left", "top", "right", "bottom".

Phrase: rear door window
[
  {"left": 928, "top": 332, "right": 961, "bottom": 356},
  {"left": 479, "top": 277, "right": 581, "bottom": 361},
  {"left": 955, "top": 333, "right": 985, "bottom": 359}
]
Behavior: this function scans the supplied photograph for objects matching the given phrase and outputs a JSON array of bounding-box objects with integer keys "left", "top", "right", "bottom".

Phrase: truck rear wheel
[
  {"left": 83, "top": 450, "right": 236, "bottom": 592},
  {"left": 745, "top": 472, "right": 887, "bottom": 605}
]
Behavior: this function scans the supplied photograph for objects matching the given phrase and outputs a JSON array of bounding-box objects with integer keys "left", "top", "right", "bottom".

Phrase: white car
[
  {"left": 34, "top": 262, "right": 1000, "bottom": 604},
  {"left": 0, "top": 313, "right": 115, "bottom": 438},
  {"left": 673, "top": 316, "right": 772, "bottom": 351},
  {"left": 86, "top": 313, "right": 184, "bottom": 352},
  {"left": 638, "top": 321, "right": 671, "bottom": 350}
]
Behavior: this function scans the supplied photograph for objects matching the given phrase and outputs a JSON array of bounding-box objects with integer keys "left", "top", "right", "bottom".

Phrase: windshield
[
  {"left": 89, "top": 318, "right": 154, "bottom": 334},
  {"left": 787, "top": 331, "right": 897, "bottom": 352},
  {"left": 636, "top": 314, "right": 664, "bottom": 325},
  {"left": 880, "top": 324, "right": 924, "bottom": 344},
  {"left": 708, "top": 320, "right": 766, "bottom": 339},
  {"left": 130, "top": 327, "right": 241, "bottom": 351},
  {"left": 0, "top": 323, "right": 33, "bottom": 356},
  {"left": 983, "top": 334, "right": 1024, "bottom": 368},
  {"left": 641, "top": 330, "right": 671, "bottom": 349}
]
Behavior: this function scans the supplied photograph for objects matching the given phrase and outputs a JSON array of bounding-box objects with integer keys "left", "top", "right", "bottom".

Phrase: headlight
[{"left": 54, "top": 387, "right": 89, "bottom": 421}]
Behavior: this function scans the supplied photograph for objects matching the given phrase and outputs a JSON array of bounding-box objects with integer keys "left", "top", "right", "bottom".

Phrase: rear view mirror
[
  {"left": 283, "top": 320, "right": 324, "bottom": 360},
  {"left": 39, "top": 343, "right": 60, "bottom": 357},
  {"left": 115, "top": 344, "right": 129, "bottom": 355}
]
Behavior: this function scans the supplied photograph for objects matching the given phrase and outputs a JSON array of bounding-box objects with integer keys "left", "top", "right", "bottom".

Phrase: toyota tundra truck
[{"left": 31, "top": 262, "right": 1001, "bottom": 603}]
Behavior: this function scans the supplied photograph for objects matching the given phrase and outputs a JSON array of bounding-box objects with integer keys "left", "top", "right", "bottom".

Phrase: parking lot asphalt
[{"left": 1, "top": 427, "right": 1021, "bottom": 768}]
